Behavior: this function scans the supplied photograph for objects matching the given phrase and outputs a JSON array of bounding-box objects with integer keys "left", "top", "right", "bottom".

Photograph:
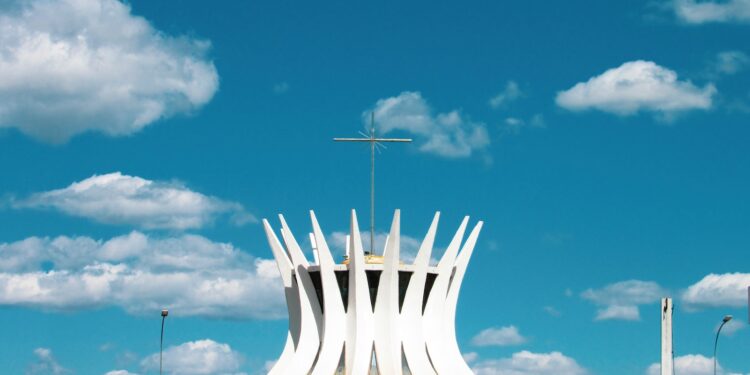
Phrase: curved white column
[
  {"left": 345, "top": 210, "right": 375, "bottom": 375},
  {"left": 309, "top": 211, "right": 347, "bottom": 375},
  {"left": 400, "top": 213, "right": 439, "bottom": 375},
  {"left": 373, "top": 210, "right": 402, "bottom": 374},
  {"left": 278, "top": 215, "right": 323, "bottom": 374},
  {"left": 443, "top": 221, "right": 483, "bottom": 375},
  {"left": 424, "top": 217, "right": 469, "bottom": 375},
  {"left": 262, "top": 219, "right": 298, "bottom": 375}
]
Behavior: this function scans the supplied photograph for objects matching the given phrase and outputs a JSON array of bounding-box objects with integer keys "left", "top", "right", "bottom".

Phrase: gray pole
[
  {"left": 713, "top": 315, "right": 732, "bottom": 375},
  {"left": 160, "top": 309, "right": 169, "bottom": 375},
  {"left": 370, "top": 112, "right": 375, "bottom": 254}
]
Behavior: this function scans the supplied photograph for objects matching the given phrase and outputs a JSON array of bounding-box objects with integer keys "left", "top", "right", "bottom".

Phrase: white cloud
[
  {"left": 646, "top": 354, "right": 738, "bottom": 375},
  {"left": 715, "top": 51, "right": 750, "bottom": 75},
  {"left": 490, "top": 81, "right": 523, "bottom": 108},
  {"left": 472, "top": 351, "right": 588, "bottom": 375},
  {"left": 673, "top": 0, "right": 750, "bottom": 24},
  {"left": 104, "top": 371, "right": 138, "bottom": 375},
  {"left": 472, "top": 326, "right": 528, "bottom": 346},
  {"left": 27, "top": 348, "right": 70, "bottom": 375},
  {"left": 556, "top": 61, "right": 715, "bottom": 118},
  {"left": 0, "top": 0, "right": 218, "bottom": 143},
  {"left": 0, "top": 231, "right": 285, "bottom": 319},
  {"left": 15, "top": 172, "right": 255, "bottom": 230},
  {"left": 581, "top": 280, "right": 666, "bottom": 321},
  {"left": 368, "top": 91, "right": 490, "bottom": 158},
  {"left": 141, "top": 340, "right": 245, "bottom": 375},
  {"left": 682, "top": 273, "right": 750, "bottom": 308}
]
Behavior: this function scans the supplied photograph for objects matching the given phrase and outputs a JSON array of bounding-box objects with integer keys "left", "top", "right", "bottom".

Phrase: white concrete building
[{"left": 262, "top": 209, "right": 483, "bottom": 375}]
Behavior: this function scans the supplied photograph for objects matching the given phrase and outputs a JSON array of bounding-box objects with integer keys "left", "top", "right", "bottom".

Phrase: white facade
[{"left": 262, "top": 209, "right": 483, "bottom": 375}]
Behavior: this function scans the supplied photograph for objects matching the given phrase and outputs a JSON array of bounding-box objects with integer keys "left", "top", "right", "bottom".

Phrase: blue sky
[{"left": 1, "top": 0, "right": 749, "bottom": 374}]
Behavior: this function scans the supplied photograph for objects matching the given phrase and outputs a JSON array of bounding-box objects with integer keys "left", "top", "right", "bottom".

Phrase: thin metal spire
[{"left": 334, "top": 113, "right": 411, "bottom": 253}]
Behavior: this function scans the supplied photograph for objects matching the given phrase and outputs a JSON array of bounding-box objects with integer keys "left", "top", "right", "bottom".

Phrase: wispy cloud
[
  {"left": 489, "top": 81, "right": 524, "bottom": 109},
  {"left": 673, "top": 0, "right": 750, "bottom": 24},
  {"left": 0, "top": 232, "right": 284, "bottom": 319},
  {"left": 26, "top": 348, "right": 70, "bottom": 375},
  {"left": 471, "top": 326, "right": 528, "bottom": 347},
  {"left": 556, "top": 61, "right": 715, "bottom": 120},
  {"left": 543, "top": 306, "right": 562, "bottom": 317},
  {"left": 368, "top": 91, "right": 489, "bottom": 158},
  {"left": 472, "top": 351, "right": 588, "bottom": 375},
  {"left": 0, "top": 0, "right": 218, "bottom": 143},
  {"left": 14, "top": 172, "right": 255, "bottom": 230},
  {"left": 581, "top": 280, "right": 666, "bottom": 321},
  {"left": 713, "top": 51, "right": 750, "bottom": 76},
  {"left": 719, "top": 319, "right": 747, "bottom": 336},
  {"left": 502, "top": 114, "right": 546, "bottom": 135}
]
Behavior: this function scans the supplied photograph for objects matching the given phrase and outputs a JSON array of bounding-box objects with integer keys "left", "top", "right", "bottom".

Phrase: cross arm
[{"left": 333, "top": 138, "right": 412, "bottom": 142}]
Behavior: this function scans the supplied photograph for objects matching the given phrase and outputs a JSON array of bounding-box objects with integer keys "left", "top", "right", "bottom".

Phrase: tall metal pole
[
  {"left": 370, "top": 112, "right": 375, "bottom": 254},
  {"left": 160, "top": 309, "right": 169, "bottom": 375},
  {"left": 713, "top": 315, "right": 732, "bottom": 375}
]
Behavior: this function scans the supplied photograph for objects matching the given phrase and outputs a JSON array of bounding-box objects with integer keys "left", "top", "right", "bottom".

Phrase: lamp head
[
  {"left": 161, "top": 309, "right": 169, "bottom": 317},
  {"left": 722, "top": 315, "right": 732, "bottom": 323}
]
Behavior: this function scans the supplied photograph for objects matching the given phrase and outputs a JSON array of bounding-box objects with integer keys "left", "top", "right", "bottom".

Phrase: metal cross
[{"left": 334, "top": 113, "right": 412, "bottom": 254}]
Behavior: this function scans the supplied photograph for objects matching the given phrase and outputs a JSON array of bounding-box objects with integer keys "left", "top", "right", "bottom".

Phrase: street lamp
[
  {"left": 160, "top": 309, "right": 169, "bottom": 375},
  {"left": 713, "top": 315, "right": 732, "bottom": 375}
]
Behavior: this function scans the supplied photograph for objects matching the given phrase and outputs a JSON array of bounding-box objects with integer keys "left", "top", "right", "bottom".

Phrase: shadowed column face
[{"left": 265, "top": 211, "right": 482, "bottom": 375}]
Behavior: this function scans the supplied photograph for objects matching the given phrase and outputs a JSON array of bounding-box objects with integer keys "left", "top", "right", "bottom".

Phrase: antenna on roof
[{"left": 334, "top": 112, "right": 412, "bottom": 254}]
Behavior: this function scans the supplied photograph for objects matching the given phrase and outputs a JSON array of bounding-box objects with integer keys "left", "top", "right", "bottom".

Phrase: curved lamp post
[
  {"left": 160, "top": 309, "right": 169, "bottom": 375},
  {"left": 713, "top": 315, "right": 732, "bottom": 375}
]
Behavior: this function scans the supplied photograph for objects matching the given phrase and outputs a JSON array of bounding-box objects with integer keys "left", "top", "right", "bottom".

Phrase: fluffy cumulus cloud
[
  {"left": 471, "top": 326, "right": 528, "bottom": 346},
  {"left": 682, "top": 273, "right": 750, "bottom": 308},
  {"left": 15, "top": 172, "right": 255, "bottom": 230},
  {"left": 0, "top": 0, "right": 219, "bottom": 143},
  {"left": 26, "top": 348, "right": 70, "bottom": 375},
  {"left": 472, "top": 351, "right": 588, "bottom": 375},
  {"left": 368, "top": 91, "right": 489, "bottom": 158},
  {"left": 581, "top": 280, "right": 666, "bottom": 321},
  {"left": 0, "top": 231, "right": 285, "bottom": 319},
  {"left": 141, "top": 340, "right": 245, "bottom": 375},
  {"left": 645, "top": 354, "right": 740, "bottom": 375},
  {"left": 556, "top": 61, "right": 715, "bottom": 118},
  {"left": 673, "top": 0, "right": 750, "bottom": 24}
]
